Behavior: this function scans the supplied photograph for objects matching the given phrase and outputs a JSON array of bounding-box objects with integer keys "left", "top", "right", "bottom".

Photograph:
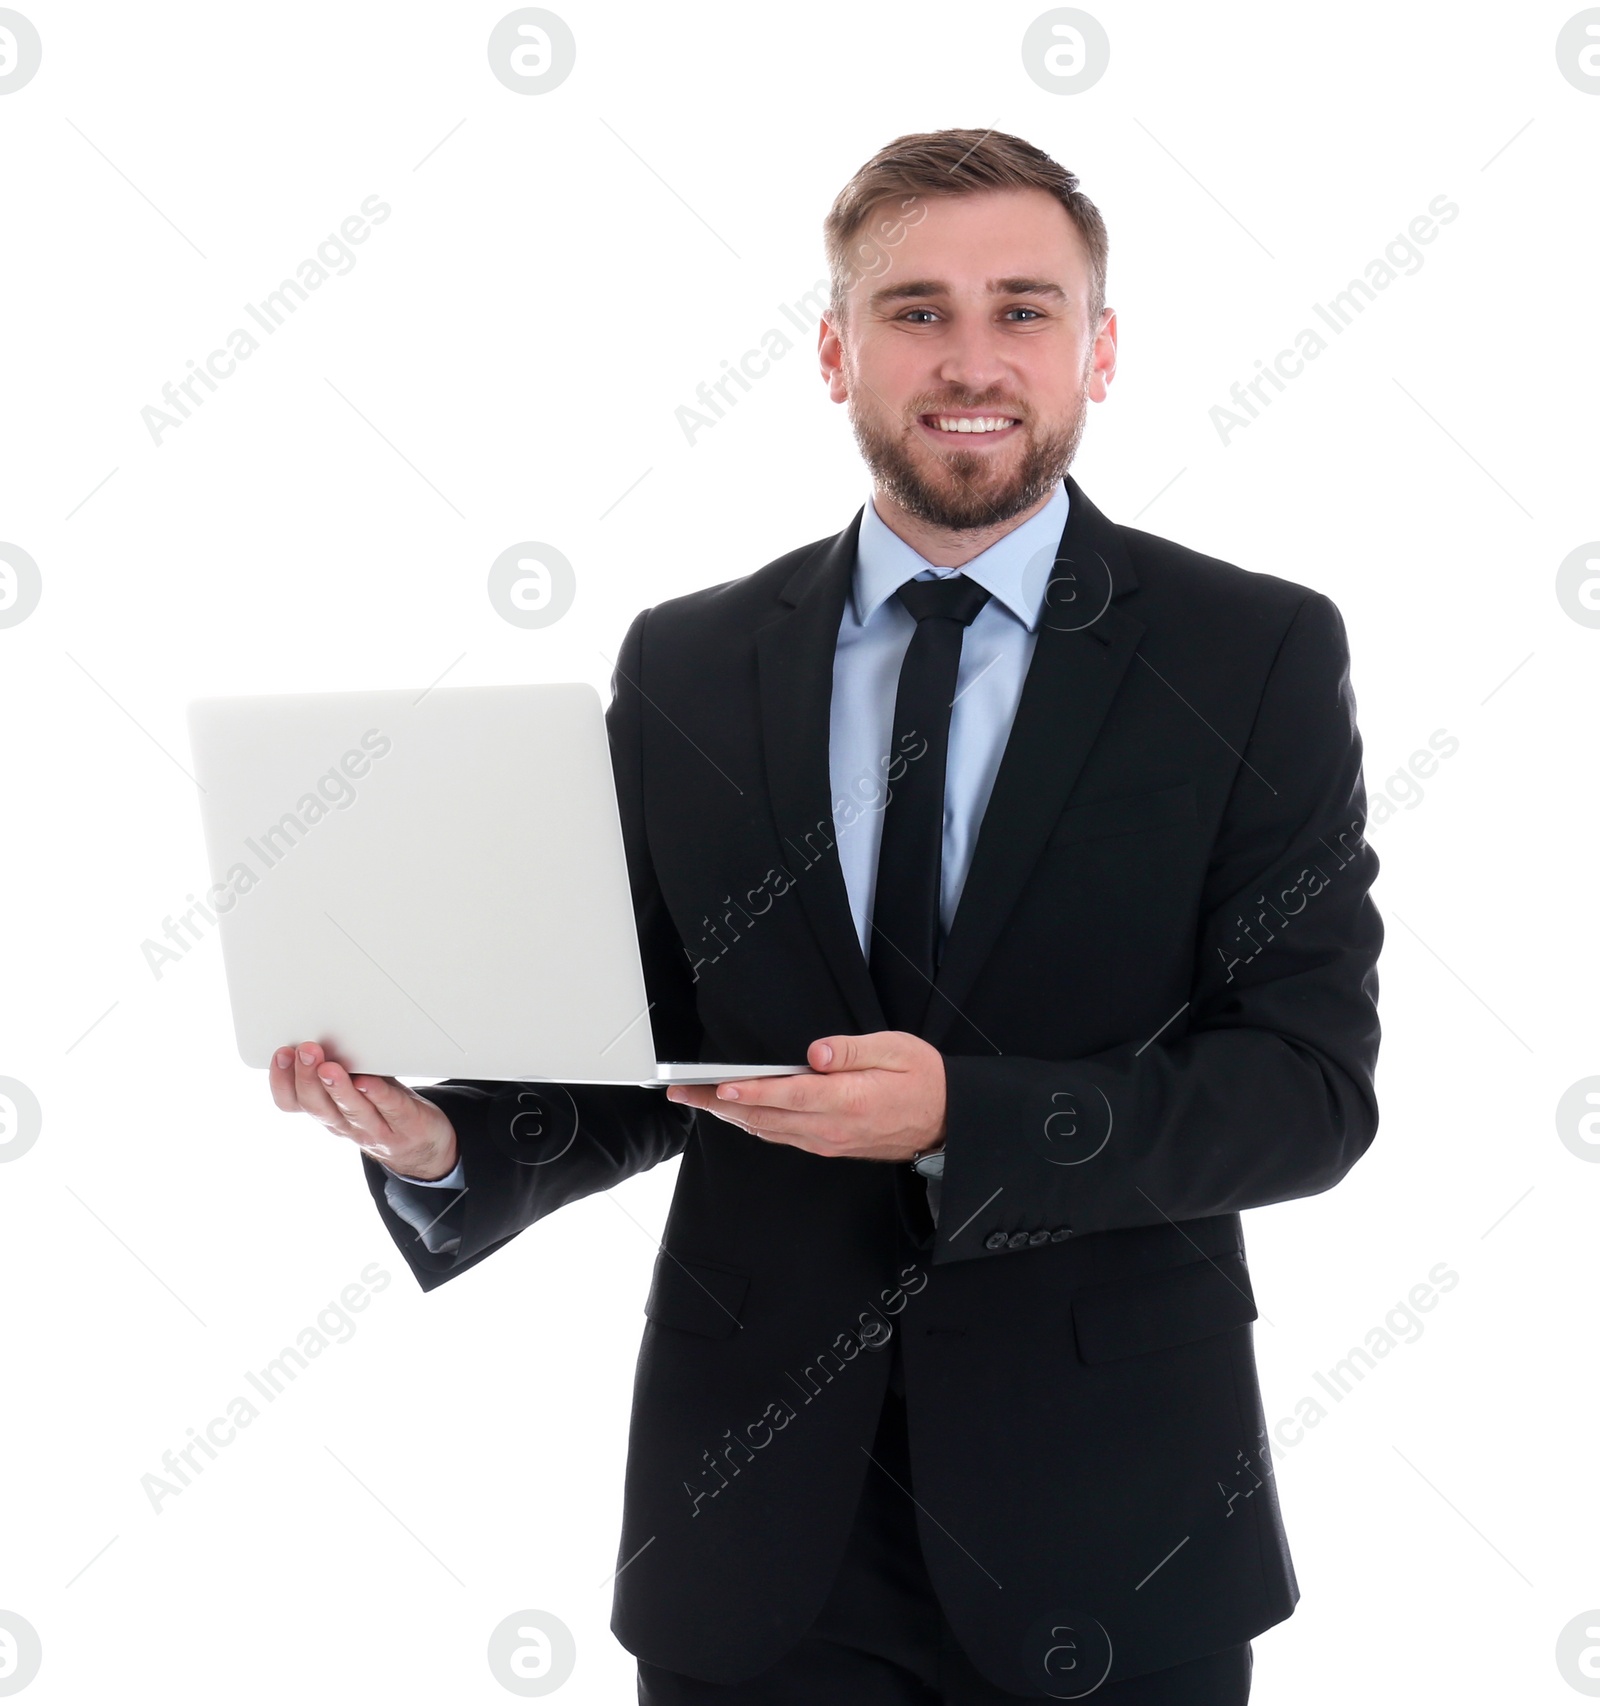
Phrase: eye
[
  {"left": 897, "top": 308, "right": 940, "bottom": 323},
  {"left": 1005, "top": 307, "right": 1044, "bottom": 321}
]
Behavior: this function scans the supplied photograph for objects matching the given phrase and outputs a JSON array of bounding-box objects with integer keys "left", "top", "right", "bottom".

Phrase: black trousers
[{"left": 637, "top": 1333, "right": 1252, "bottom": 1705}]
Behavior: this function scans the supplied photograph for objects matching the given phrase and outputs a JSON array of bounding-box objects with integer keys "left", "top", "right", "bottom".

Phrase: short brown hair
[{"left": 823, "top": 128, "right": 1109, "bottom": 337}]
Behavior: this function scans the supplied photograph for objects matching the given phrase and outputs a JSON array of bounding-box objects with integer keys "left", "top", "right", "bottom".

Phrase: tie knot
[{"left": 895, "top": 572, "right": 992, "bottom": 628}]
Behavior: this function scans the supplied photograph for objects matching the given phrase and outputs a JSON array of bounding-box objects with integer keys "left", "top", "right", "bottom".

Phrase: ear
[
  {"left": 1087, "top": 307, "right": 1118, "bottom": 403},
  {"left": 819, "top": 312, "right": 850, "bottom": 404}
]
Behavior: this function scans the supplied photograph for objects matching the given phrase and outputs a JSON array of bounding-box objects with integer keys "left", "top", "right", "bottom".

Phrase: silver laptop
[{"left": 186, "top": 683, "right": 809, "bottom": 1087}]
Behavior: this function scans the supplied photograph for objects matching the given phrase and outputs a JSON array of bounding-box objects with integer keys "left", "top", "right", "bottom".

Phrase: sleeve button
[
  {"left": 1027, "top": 1230, "right": 1050, "bottom": 1246},
  {"left": 1006, "top": 1231, "right": 1030, "bottom": 1250},
  {"left": 984, "top": 1231, "right": 1008, "bottom": 1251},
  {"left": 1049, "top": 1227, "right": 1073, "bottom": 1243}
]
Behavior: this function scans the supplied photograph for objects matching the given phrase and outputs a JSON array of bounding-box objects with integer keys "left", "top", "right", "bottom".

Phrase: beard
[{"left": 845, "top": 369, "right": 1089, "bottom": 534}]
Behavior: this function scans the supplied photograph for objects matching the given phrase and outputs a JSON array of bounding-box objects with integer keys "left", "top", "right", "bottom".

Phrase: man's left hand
[{"left": 665, "top": 1031, "right": 946, "bottom": 1164}]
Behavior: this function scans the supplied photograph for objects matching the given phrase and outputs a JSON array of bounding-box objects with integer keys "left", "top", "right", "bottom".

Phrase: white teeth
[{"left": 930, "top": 416, "right": 1016, "bottom": 433}]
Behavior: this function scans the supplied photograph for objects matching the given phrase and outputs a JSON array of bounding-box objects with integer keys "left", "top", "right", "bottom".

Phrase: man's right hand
[{"left": 269, "top": 1040, "right": 460, "bottom": 1181}]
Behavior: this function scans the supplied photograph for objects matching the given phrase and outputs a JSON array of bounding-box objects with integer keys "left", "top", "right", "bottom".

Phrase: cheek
[{"left": 851, "top": 340, "right": 929, "bottom": 408}]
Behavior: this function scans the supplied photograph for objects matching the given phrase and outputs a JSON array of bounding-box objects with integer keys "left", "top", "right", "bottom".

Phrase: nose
[{"left": 928, "top": 317, "right": 1016, "bottom": 405}]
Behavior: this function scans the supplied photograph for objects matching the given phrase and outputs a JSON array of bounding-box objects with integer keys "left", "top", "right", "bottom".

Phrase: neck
[{"left": 869, "top": 484, "right": 1058, "bottom": 568}]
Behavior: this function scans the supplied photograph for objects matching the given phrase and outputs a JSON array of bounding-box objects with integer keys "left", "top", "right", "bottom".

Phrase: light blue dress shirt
[
  {"left": 829, "top": 479, "right": 1068, "bottom": 957},
  {"left": 382, "top": 481, "right": 1071, "bottom": 1250}
]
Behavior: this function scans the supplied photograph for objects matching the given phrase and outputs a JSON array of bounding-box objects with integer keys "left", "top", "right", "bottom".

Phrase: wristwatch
[{"left": 909, "top": 1149, "right": 945, "bottom": 1180}]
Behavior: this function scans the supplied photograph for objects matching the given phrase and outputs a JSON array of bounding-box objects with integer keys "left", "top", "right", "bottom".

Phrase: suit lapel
[
  {"left": 922, "top": 478, "right": 1146, "bottom": 1050},
  {"left": 755, "top": 509, "right": 888, "bottom": 1035}
]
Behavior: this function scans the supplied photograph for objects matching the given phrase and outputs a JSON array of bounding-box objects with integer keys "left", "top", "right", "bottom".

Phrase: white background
[{"left": 1, "top": 2, "right": 1597, "bottom": 1701}]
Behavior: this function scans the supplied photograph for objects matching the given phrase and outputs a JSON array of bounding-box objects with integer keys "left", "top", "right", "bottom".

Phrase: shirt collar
[{"left": 852, "top": 479, "right": 1071, "bottom": 632}]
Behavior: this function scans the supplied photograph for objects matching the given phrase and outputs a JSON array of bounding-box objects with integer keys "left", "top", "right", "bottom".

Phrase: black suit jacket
[{"left": 363, "top": 476, "right": 1382, "bottom": 1694}]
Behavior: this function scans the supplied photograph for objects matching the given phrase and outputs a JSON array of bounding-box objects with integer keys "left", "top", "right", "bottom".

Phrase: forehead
[{"left": 855, "top": 186, "right": 1089, "bottom": 294}]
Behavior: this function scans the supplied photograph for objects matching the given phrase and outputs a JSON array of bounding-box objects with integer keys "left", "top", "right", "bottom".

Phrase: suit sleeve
[
  {"left": 377, "top": 1160, "right": 467, "bottom": 1256},
  {"left": 933, "top": 591, "right": 1382, "bottom": 1265},
  {"left": 362, "top": 605, "right": 702, "bottom": 1292}
]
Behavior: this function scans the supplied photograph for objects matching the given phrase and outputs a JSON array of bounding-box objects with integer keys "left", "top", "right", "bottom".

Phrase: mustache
[{"left": 914, "top": 400, "right": 1028, "bottom": 417}]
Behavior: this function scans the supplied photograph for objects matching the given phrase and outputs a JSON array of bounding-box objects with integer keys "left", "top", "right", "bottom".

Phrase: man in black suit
[{"left": 272, "top": 129, "right": 1380, "bottom": 1703}]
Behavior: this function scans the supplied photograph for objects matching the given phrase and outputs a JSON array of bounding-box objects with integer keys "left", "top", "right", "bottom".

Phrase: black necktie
[{"left": 868, "top": 573, "right": 992, "bottom": 1035}]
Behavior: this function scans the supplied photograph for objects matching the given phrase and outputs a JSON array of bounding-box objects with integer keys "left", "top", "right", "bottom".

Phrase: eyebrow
[{"left": 867, "top": 276, "right": 1069, "bottom": 311}]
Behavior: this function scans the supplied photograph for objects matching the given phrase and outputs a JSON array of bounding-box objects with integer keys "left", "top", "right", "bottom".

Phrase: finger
[
  {"left": 312, "top": 1057, "right": 395, "bottom": 1147},
  {"left": 668, "top": 1084, "right": 790, "bottom": 1116},
  {"left": 347, "top": 1076, "right": 424, "bottom": 1158},
  {"left": 809, "top": 1031, "right": 910, "bottom": 1073},
  {"left": 674, "top": 1089, "right": 759, "bottom": 1134},
  {"left": 702, "top": 1097, "right": 852, "bottom": 1149},
  {"left": 668, "top": 1086, "right": 763, "bottom": 1132},
  {"left": 269, "top": 1046, "right": 302, "bottom": 1112},
  {"left": 711, "top": 1071, "right": 855, "bottom": 1114},
  {"left": 735, "top": 1123, "right": 833, "bottom": 1155},
  {"left": 291, "top": 1042, "right": 360, "bottom": 1134},
  {"left": 675, "top": 1079, "right": 854, "bottom": 1125},
  {"left": 667, "top": 1085, "right": 840, "bottom": 1146},
  {"left": 714, "top": 1110, "right": 835, "bottom": 1149},
  {"left": 349, "top": 1073, "right": 405, "bottom": 1117}
]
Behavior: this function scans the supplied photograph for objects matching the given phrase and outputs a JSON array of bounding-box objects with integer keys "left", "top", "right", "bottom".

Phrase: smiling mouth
[{"left": 918, "top": 412, "right": 1023, "bottom": 439}]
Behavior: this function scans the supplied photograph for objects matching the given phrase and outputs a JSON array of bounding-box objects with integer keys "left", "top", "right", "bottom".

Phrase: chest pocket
[{"left": 1048, "top": 781, "right": 1197, "bottom": 848}]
